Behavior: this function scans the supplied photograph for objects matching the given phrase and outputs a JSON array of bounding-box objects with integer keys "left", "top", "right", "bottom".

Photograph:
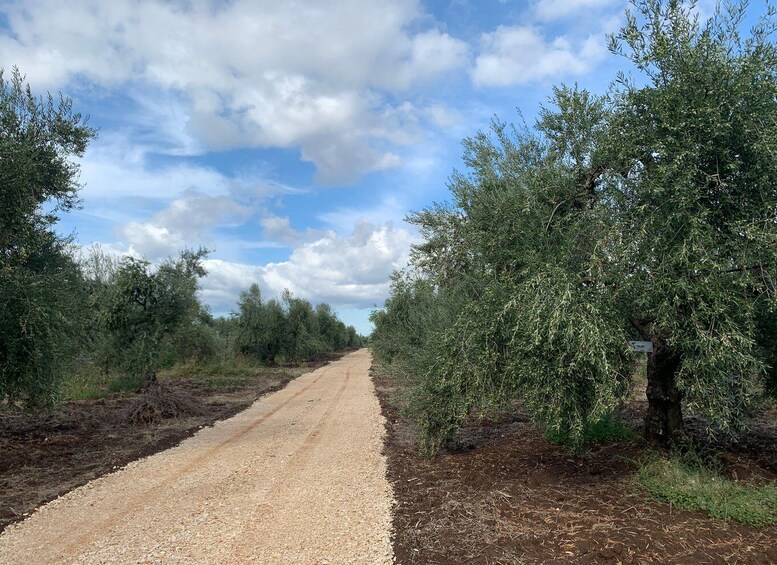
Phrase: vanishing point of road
[{"left": 0, "top": 349, "right": 394, "bottom": 564}]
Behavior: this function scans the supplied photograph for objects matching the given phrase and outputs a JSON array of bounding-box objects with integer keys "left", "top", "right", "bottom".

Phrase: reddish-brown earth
[{"left": 373, "top": 369, "right": 777, "bottom": 564}]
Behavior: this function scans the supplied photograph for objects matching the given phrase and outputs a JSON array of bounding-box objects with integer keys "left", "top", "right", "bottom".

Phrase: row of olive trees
[
  {"left": 234, "top": 284, "right": 362, "bottom": 364},
  {"left": 371, "top": 0, "right": 777, "bottom": 453},
  {"left": 76, "top": 247, "right": 363, "bottom": 388}
]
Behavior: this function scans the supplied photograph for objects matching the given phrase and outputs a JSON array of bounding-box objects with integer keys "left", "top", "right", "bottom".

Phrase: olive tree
[
  {"left": 606, "top": 0, "right": 777, "bottom": 443},
  {"left": 0, "top": 68, "right": 96, "bottom": 407},
  {"left": 103, "top": 249, "right": 209, "bottom": 385},
  {"left": 377, "top": 0, "right": 777, "bottom": 451}
]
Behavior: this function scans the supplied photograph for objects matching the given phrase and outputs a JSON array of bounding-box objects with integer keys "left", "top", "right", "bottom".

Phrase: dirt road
[{"left": 0, "top": 349, "right": 393, "bottom": 564}]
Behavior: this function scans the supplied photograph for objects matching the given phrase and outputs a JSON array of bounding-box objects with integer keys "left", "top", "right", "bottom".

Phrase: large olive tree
[{"left": 378, "top": 0, "right": 777, "bottom": 451}]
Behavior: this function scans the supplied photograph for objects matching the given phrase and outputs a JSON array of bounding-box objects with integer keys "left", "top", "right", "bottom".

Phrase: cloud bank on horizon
[{"left": 0, "top": 0, "right": 634, "bottom": 332}]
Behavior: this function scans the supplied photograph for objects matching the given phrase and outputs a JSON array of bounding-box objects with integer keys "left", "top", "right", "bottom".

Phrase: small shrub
[
  {"left": 163, "top": 358, "right": 201, "bottom": 379},
  {"left": 639, "top": 453, "right": 777, "bottom": 526}
]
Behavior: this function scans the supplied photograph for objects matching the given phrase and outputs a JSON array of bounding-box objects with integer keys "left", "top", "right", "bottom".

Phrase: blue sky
[{"left": 1, "top": 0, "right": 728, "bottom": 333}]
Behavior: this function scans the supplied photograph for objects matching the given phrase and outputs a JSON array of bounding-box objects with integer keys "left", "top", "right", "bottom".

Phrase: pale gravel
[{"left": 0, "top": 349, "right": 394, "bottom": 564}]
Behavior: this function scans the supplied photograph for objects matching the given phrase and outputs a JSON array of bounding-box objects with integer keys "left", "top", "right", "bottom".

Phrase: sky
[{"left": 1, "top": 0, "right": 729, "bottom": 334}]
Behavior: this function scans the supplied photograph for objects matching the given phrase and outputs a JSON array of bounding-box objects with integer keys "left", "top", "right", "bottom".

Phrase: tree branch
[{"left": 629, "top": 317, "right": 652, "bottom": 340}]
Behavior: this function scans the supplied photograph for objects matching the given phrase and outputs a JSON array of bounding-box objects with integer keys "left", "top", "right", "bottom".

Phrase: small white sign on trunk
[{"left": 630, "top": 341, "right": 654, "bottom": 353}]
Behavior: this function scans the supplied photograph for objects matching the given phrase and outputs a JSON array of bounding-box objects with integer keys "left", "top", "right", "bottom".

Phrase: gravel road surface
[{"left": 0, "top": 349, "right": 393, "bottom": 564}]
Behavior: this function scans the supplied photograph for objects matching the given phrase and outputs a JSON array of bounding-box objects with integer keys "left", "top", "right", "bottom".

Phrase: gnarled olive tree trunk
[{"left": 644, "top": 342, "right": 684, "bottom": 446}]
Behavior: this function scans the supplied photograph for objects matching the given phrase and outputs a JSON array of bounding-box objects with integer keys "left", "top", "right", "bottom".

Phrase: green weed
[
  {"left": 546, "top": 414, "right": 634, "bottom": 446},
  {"left": 59, "top": 370, "right": 107, "bottom": 401},
  {"left": 639, "top": 454, "right": 777, "bottom": 526},
  {"left": 163, "top": 358, "right": 258, "bottom": 380},
  {"left": 107, "top": 375, "right": 144, "bottom": 393}
]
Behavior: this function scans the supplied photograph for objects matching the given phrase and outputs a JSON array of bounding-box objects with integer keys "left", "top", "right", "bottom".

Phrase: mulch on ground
[
  {"left": 0, "top": 356, "right": 341, "bottom": 533},
  {"left": 373, "top": 369, "right": 777, "bottom": 564}
]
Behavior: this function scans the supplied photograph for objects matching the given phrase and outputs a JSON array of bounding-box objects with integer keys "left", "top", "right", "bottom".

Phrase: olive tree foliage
[
  {"left": 102, "top": 249, "right": 209, "bottom": 384},
  {"left": 235, "top": 286, "right": 363, "bottom": 364},
  {"left": 371, "top": 0, "right": 777, "bottom": 452},
  {"left": 0, "top": 68, "right": 96, "bottom": 407},
  {"left": 236, "top": 284, "right": 268, "bottom": 360},
  {"left": 369, "top": 272, "right": 459, "bottom": 378},
  {"left": 607, "top": 0, "right": 777, "bottom": 443}
]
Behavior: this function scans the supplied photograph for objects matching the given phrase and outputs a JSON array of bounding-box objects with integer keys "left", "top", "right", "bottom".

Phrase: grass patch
[
  {"left": 163, "top": 357, "right": 259, "bottom": 380},
  {"left": 107, "top": 375, "right": 144, "bottom": 393},
  {"left": 59, "top": 370, "right": 107, "bottom": 401},
  {"left": 60, "top": 366, "right": 144, "bottom": 399},
  {"left": 546, "top": 414, "right": 634, "bottom": 446},
  {"left": 60, "top": 356, "right": 304, "bottom": 401},
  {"left": 639, "top": 454, "right": 777, "bottom": 526}
]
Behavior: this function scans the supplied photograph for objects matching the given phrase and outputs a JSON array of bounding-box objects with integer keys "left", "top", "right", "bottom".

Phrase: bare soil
[
  {"left": 0, "top": 355, "right": 342, "bottom": 534},
  {"left": 373, "top": 368, "right": 777, "bottom": 564}
]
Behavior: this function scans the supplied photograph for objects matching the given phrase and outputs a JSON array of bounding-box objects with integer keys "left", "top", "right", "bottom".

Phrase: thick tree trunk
[{"left": 644, "top": 342, "right": 684, "bottom": 446}]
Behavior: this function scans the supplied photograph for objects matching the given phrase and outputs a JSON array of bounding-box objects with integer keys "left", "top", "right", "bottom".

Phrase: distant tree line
[
  {"left": 0, "top": 67, "right": 363, "bottom": 409},
  {"left": 80, "top": 245, "right": 363, "bottom": 387}
]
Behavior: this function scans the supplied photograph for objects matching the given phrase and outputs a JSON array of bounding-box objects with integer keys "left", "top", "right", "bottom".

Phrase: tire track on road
[
  {"left": 229, "top": 369, "right": 352, "bottom": 560},
  {"left": 58, "top": 363, "right": 334, "bottom": 560}
]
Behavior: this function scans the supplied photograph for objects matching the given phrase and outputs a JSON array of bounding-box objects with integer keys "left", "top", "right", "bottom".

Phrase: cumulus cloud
[
  {"left": 198, "top": 259, "right": 266, "bottom": 314},
  {"left": 259, "top": 220, "right": 417, "bottom": 307},
  {"left": 204, "top": 220, "right": 414, "bottom": 309},
  {"left": 116, "top": 193, "right": 253, "bottom": 259},
  {"left": 471, "top": 26, "right": 607, "bottom": 87},
  {"left": 259, "top": 213, "right": 301, "bottom": 246},
  {"left": 191, "top": 219, "right": 416, "bottom": 313},
  {"left": 2, "top": 0, "right": 469, "bottom": 183}
]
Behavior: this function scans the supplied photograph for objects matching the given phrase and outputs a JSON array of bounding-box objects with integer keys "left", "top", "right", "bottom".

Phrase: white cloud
[
  {"left": 199, "top": 259, "right": 265, "bottom": 314},
  {"left": 317, "top": 195, "right": 409, "bottom": 233},
  {"left": 259, "top": 213, "right": 304, "bottom": 246},
  {"left": 425, "top": 103, "right": 463, "bottom": 129},
  {"left": 79, "top": 133, "right": 306, "bottom": 208},
  {"left": 2, "top": 0, "right": 469, "bottom": 183},
  {"left": 193, "top": 220, "right": 417, "bottom": 313},
  {"left": 115, "top": 193, "right": 253, "bottom": 259},
  {"left": 471, "top": 26, "right": 608, "bottom": 87},
  {"left": 258, "top": 220, "right": 417, "bottom": 307},
  {"left": 402, "top": 30, "right": 472, "bottom": 88},
  {"left": 82, "top": 142, "right": 228, "bottom": 202}
]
